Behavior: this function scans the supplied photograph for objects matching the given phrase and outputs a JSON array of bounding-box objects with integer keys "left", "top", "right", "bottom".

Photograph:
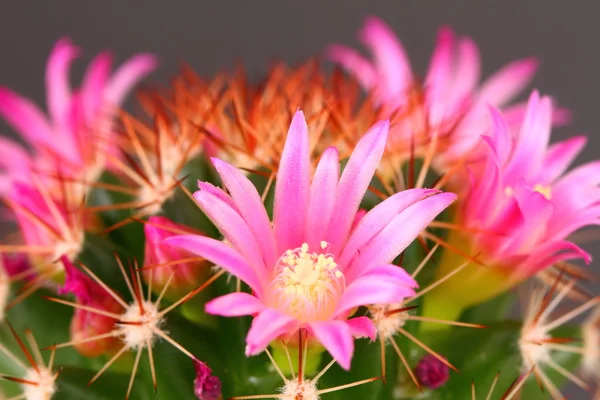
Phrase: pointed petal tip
[
  {"left": 290, "top": 109, "right": 307, "bottom": 131},
  {"left": 437, "top": 25, "right": 456, "bottom": 39},
  {"left": 364, "top": 119, "right": 390, "bottom": 143},
  {"left": 521, "top": 56, "right": 540, "bottom": 71}
]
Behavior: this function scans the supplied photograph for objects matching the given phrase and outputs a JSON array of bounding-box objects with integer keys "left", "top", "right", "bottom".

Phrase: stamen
[{"left": 269, "top": 242, "right": 345, "bottom": 321}]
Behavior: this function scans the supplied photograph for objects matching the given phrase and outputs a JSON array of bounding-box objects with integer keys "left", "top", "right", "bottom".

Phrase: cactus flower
[
  {"left": 0, "top": 37, "right": 156, "bottom": 202},
  {"left": 167, "top": 110, "right": 455, "bottom": 369},
  {"left": 328, "top": 16, "right": 539, "bottom": 169},
  {"left": 423, "top": 91, "right": 596, "bottom": 325}
]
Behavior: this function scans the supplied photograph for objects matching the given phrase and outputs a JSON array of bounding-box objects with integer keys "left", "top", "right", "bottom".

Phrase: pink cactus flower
[
  {"left": 59, "top": 257, "right": 122, "bottom": 357},
  {"left": 167, "top": 110, "right": 455, "bottom": 369},
  {"left": 327, "top": 16, "right": 541, "bottom": 168},
  {"left": 462, "top": 90, "right": 592, "bottom": 277},
  {"left": 423, "top": 91, "right": 595, "bottom": 323},
  {"left": 0, "top": 37, "right": 157, "bottom": 200}
]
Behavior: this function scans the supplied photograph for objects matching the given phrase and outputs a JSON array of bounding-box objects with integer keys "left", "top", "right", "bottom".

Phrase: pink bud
[
  {"left": 193, "top": 360, "right": 221, "bottom": 400},
  {"left": 415, "top": 354, "right": 449, "bottom": 389},
  {"left": 59, "top": 257, "right": 122, "bottom": 357},
  {"left": 143, "top": 216, "right": 210, "bottom": 300}
]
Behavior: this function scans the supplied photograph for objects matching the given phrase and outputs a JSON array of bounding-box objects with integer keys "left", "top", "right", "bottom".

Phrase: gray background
[{"left": 0, "top": 1, "right": 598, "bottom": 398}]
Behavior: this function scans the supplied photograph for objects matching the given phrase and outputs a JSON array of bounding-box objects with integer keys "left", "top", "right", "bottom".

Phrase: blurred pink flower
[
  {"left": 327, "top": 16, "right": 542, "bottom": 168},
  {"left": 463, "top": 90, "right": 593, "bottom": 278},
  {"left": 423, "top": 91, "right": 594, "bottom": 322},
  {"left": 167, "top": 110, "right": 455, "bottom": 369},
  {"left": 0, "top": 37, "right": 157, "bottom": 199}
]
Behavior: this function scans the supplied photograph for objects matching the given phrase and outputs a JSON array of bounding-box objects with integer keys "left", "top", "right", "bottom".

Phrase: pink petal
[
  {"left": 81, "top": 51, "right": 113, "bottom": 122},
  {"left": 273, "top": 110, "right": 311, "bottom": 254},
  {"left": 211, "top": 158, "right": 277, "bottom": 269},
  {"left": 505, "top": 92, "right": 552, "bottom": 182},
  {"left": 425, "top": 26, "right": 454, "bottom": 124},
  {"left": 339, "top": 188, "right": 440, "bottom": 267},
  {"left": 477, "top": 57, "right": 539, "bottom": 107},
  {"left": 555, "top": 161, "right": 600, "bottom": 191},
  {"left": 105, "top": 53, "right": 157, "bottom": 108},
  {"left": 305, "top": 147, "right": 339, "bottom": 249},
  {"left": 540, "top": 136, "right": 587, "bottom": 184},
  {"left": 523, "top": 241, "right": 590, "bottom": 277},
  {"left": 450, "top": 37, "right": 481, "bottom": 101},
  {"left": 194, "top": 190, "right": 266, "bottom": 271},
  {"left": 0, "top": 138, "right": 32, "bottom": 181},
  {"left": 308, "top": 320, "right": 354, "bottom": 370},
  {"left": 346, "top": 316, "right": 377, "bottom": 340},
  {"left": 356, "top": 263, "right": 418, "bottom": 285},
  {"left": 165, "top": 235, "right": 265, "bottom": 295},
  {"left": 0, "top": 87, "right": 62, "bottom": 159},
  {"left": 205, "top": 293, "right": 265, "bottom": 317},
  {"left": 506, "top": 185, "right": 553, "bottom": 253},
  {"left": 346, "top": 192, "right": 456, "bottom": 277},
  {"left": 351, "top": 209, "right": 367, "bottom": 231},
  {"left": 327, "top": 45, "right": 377, "bottom": 90},
  {"left": 46, "top": 38, "right": 78, "bottom": 128},
  {"left": 485, "top": 106, "right": 512, "bottom": 164},
  {"left": 504, "top": 102, "right": 573, "bottom": 129},
  {"left": 326, "top": 120, "right": 389, "bottom": 254},
  {"left": 359, "top": 16, "right": 412, "bottom": 98},
  {"left": 335, "top": 264, "right": 416, "bottom": 317},
  {"left": 245, "top": 309, "right": 299, "bottom": 356},
  {"left": 197, "top": 181, "right": 239, "bottom": 214}
]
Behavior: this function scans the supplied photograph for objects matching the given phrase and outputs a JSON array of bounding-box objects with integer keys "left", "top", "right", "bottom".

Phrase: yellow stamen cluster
[
  {"left": 270, "top": 242, "right": 345, "bottom": 322},
  {"left": 504, "top": 183, "right": 552, "bottom": 200},
  {"left": 533, "top": 183, "right": 552, "bottom": 200}
]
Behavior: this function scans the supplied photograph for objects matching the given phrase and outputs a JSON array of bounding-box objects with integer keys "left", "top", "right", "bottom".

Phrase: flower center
[
  {"left": 270, "top": 242, "right": 345, "bottom": 322},
  {"left": 533, "top": 183, "right": 552, "bottom": 200},
  {"left": 504, "top": 184, "right": 552, "bottom": 200}
]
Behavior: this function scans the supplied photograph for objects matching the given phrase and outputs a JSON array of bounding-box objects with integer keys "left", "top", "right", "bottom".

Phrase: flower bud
[
  {"left": 415, "top": 354, "right": 449, "bottom": 390},
  {"left": 193, "top": 361, "right": 222, "bottom": 400},
  {"left": 59, "top": 257, "right": 122, "bottom": 357},
  {"left": 143, "top": 216, "right": 211, "bottom": 301}
]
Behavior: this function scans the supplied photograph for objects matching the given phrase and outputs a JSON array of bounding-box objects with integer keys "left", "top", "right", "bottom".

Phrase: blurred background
[{"left": 0, "top": 1, "right": 598, "bottom": 397}]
